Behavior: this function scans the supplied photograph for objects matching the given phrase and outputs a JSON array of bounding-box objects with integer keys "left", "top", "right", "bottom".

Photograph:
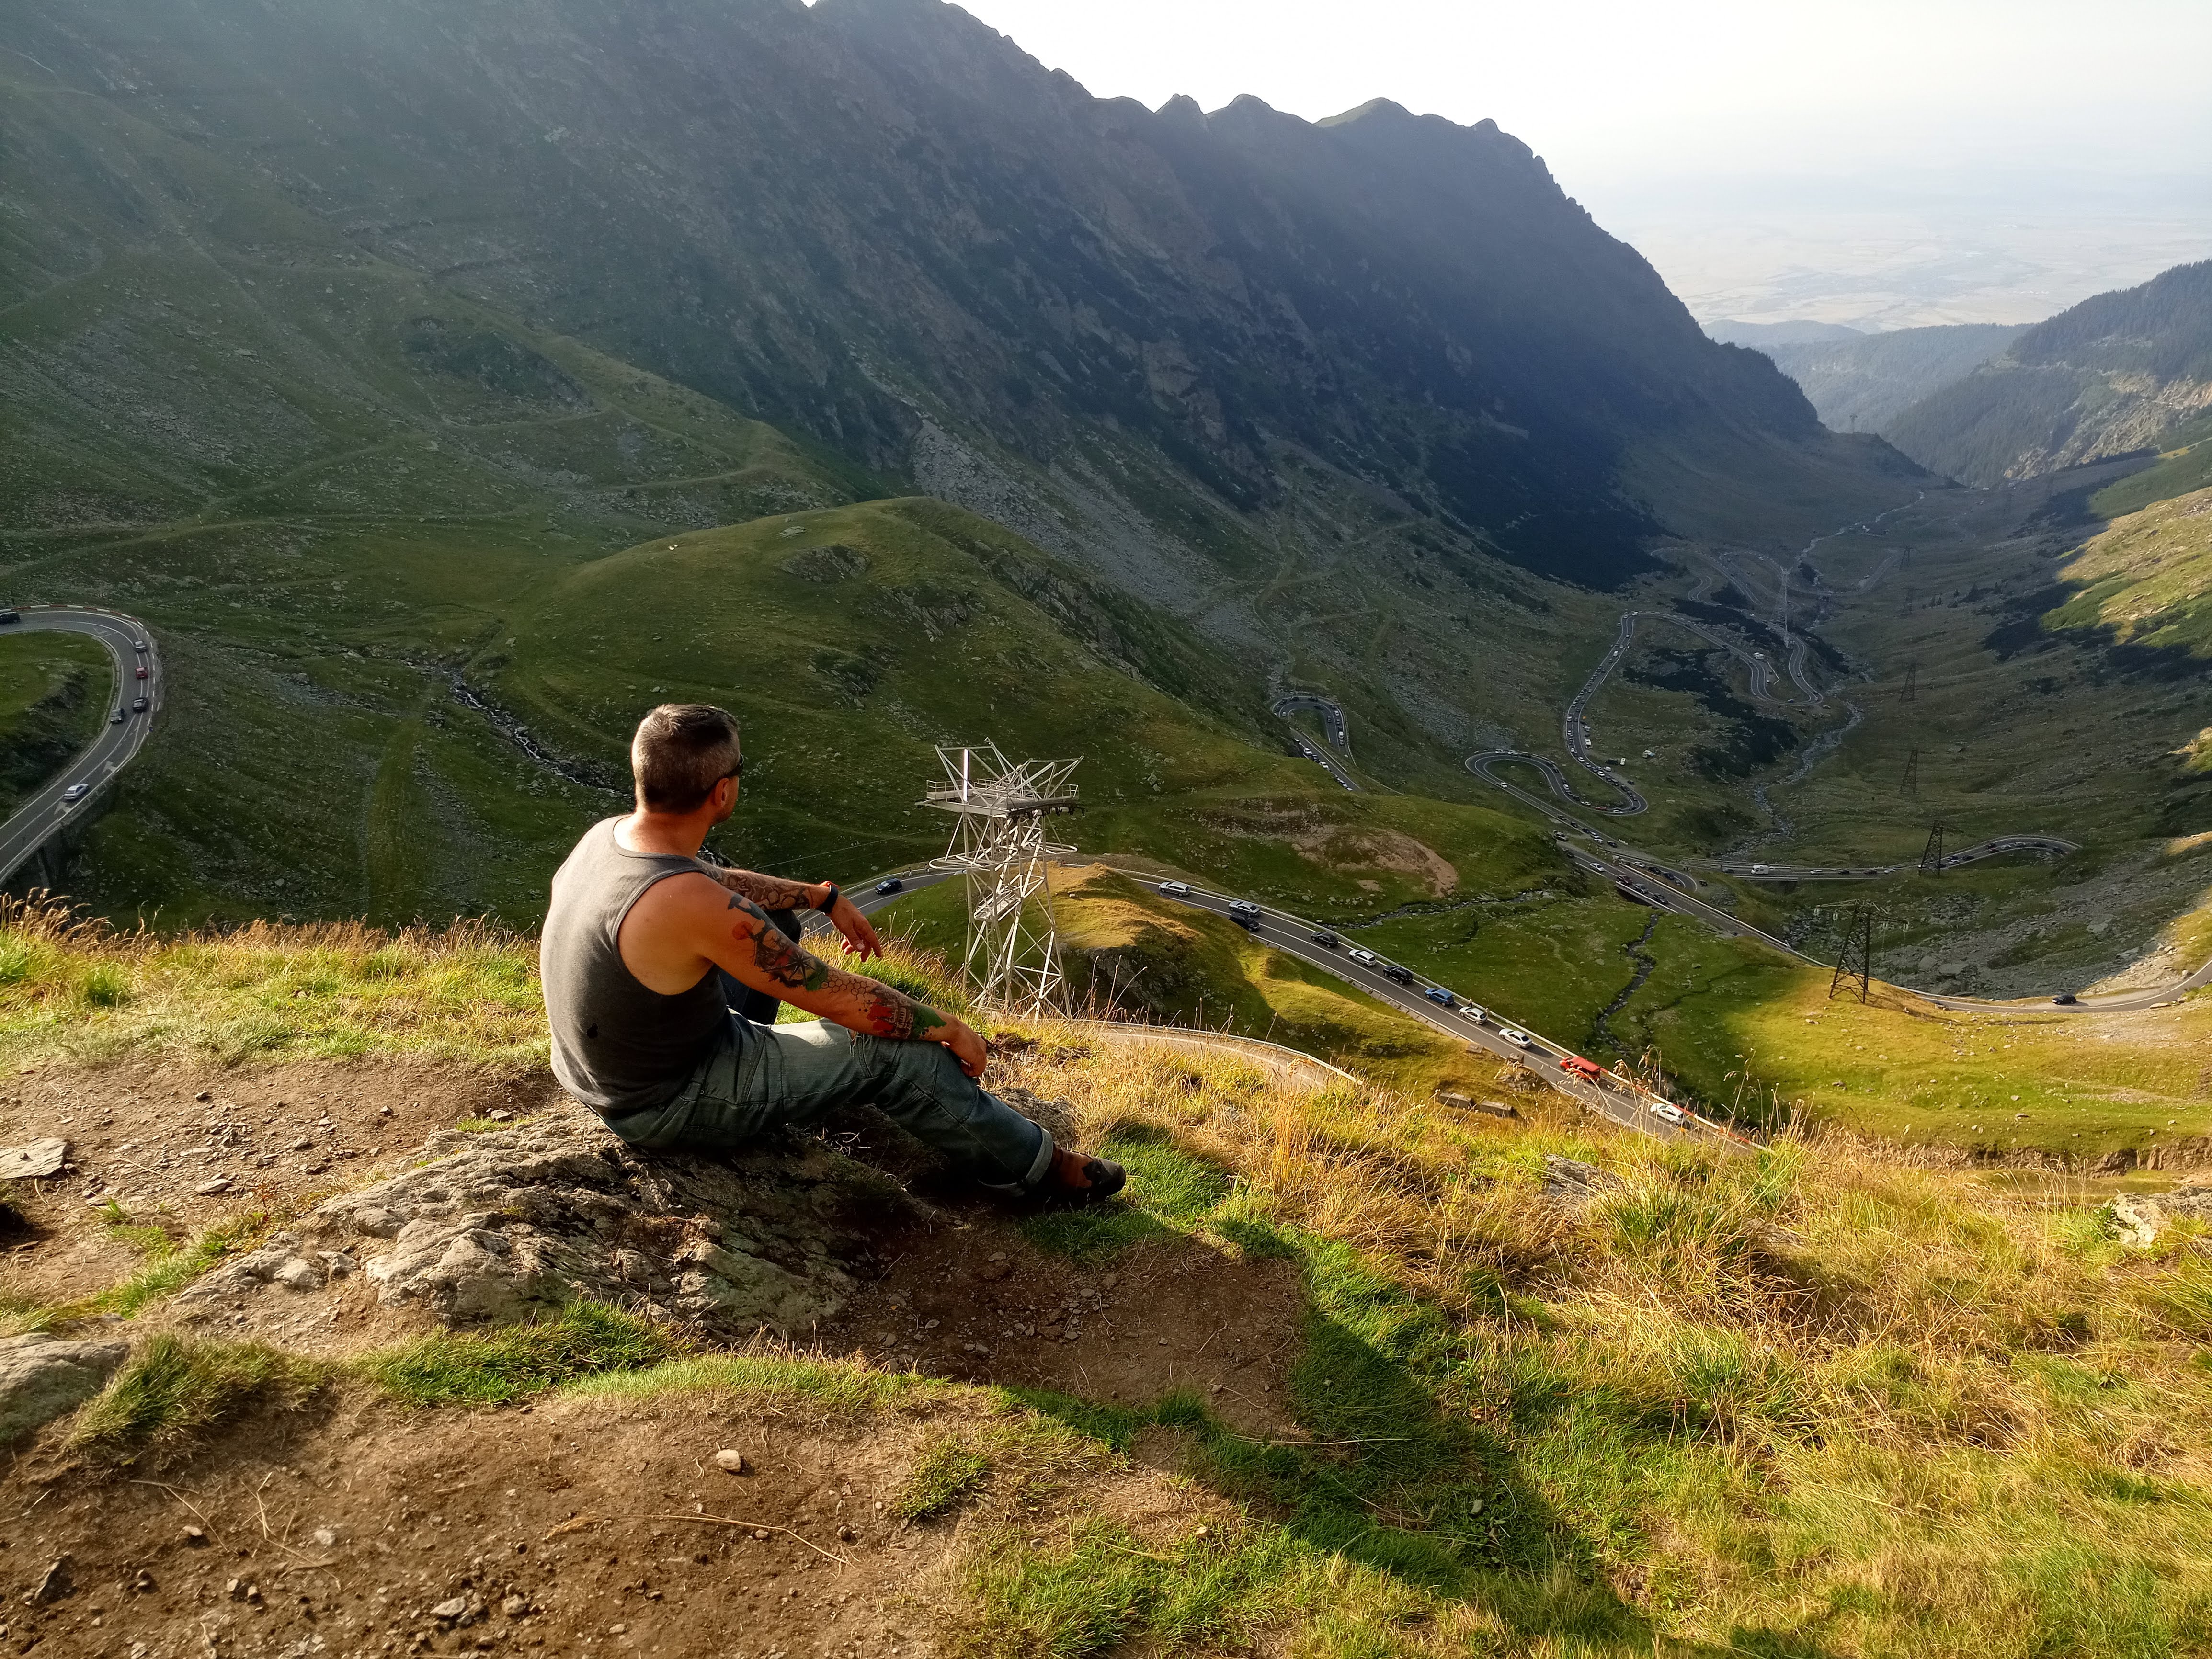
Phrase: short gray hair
[{"left": 630, "top": 704, "right": 741, "bottom": 813}]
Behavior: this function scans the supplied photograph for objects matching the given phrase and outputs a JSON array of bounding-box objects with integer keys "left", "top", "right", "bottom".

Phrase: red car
[
  {"left": 135, "top": 665, "right": 148, "bottom": 679},
  {"left": 1559, "top": 1056, "right": 1605, "bottom": 1082}
]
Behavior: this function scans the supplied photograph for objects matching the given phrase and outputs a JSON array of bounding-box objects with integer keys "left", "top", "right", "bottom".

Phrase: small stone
[
  {"left": 289, "top": 1138, "right": 315, "bottom": 1153},
  {"left": 194, "top": 1091, "right": 212, "bottom": 1102},
  {"left": 184, "top": 1527, "right": 208, "bottom": 1546},
  {"left": 377, "top": 1104, "right": 393, "bottom": 1117},
  {"left": 245, "top": 1583, "right": 262, "bottom": 1605},
  {"left": 501, "top": 1594, "right": 530, "bottom": 1617},
  {"left": 31, "top": 1557, "right": 73, "bottom": 1605},
  {"left": 713, "top": 1449, "right": 752, "bottom": 1475},
  {"left": 273, "top": 1258, "right": 322, "bottom": 1291},
  {"left": 752, "top": 1529, "right": 770, "bottom": 1541},
  {"left": 837, "top": 1525, "right": 856, "bottom": 1543},
  {"left": 432, "top": 1596, "right": 470, "bottom": 1621},
  {"left": 0, "top": 1140, "right": 68, "bottom": 1181},
  {"left": 225, "top": 1577, "right": 245, "bottom": 1601},
  {"left": 310, "top": 1526, "right": 337, "bottom": 1547},
  {"left": 610, "top": 1623, "right": 627, "bottom": 1635},
  {"left": 132, "top": 1569, "right": 156, "bottom": 1592},
  {"left": 195, "top": 1177, "right": 232, "bottom": 1196},
  {"left": 489, "top": 1110, "right": 514, "bottom": 1122}
]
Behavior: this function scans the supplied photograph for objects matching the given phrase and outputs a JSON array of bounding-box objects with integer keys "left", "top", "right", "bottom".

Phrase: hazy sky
[{"left": 949, "top": 0, "right": 2212, "bottom": 328}]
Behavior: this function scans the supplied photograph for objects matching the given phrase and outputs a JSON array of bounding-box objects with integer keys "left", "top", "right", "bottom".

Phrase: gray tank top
[{"left": 541, "top": 817, "right": 728, "bottom": 1115}]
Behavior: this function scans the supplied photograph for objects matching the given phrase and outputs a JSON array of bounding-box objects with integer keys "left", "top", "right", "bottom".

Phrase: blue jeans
[{"left": 604, "top": 1014, "right": 1053, "bottom": 1187}]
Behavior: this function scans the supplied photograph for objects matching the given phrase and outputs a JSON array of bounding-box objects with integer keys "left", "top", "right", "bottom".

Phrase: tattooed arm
[
  {"left": 705, "top": 867, "right": 885, "bottom": 961},
  {"left": 711, "top": 892, "right": 984, "bottom": 1076}
]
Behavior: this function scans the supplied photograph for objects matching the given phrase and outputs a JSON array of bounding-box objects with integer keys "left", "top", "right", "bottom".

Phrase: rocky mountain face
[
  {"left": 11, "top": 0, "right": 1905, "bottom": 593},
  {"left": 1756, "top": 323, "right": 2028, "bottom": 436},
  {"left": 1885, "top": 261, "right": 2212, "bottom": 486}
]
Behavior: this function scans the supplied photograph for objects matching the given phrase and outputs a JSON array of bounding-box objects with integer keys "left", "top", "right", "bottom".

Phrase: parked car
[
  {"left": 1159, "top": 881, "right": 1191, "bottom": 897},
  {"left": 0, "top": 609, "right": 18, "bottom": 625},
  {"left": 873, "top": 877, "right": 903, "bottom": 896},
  {"left": 2052, "top": 991, "right": 2078, "bottom": 1006},
  {"left": 1559, "top": 1056, "right": 1604, "bottom": 1081},
  {"left": 61, "top": 783, "right": 88, "bottom": 802},
  {"left": 1500, "top": 1028, "right": 1532, "bottom": 1048},
  {"left": 1458, "top": 1003, "right": 1486, "bottom": 1023},
  {"left": 1649, "top": 1102, "right": 1687, "bottom": 1125},
  {"left": 132, "top": 696, "right": 148, "bottom": 712},
  {"left": 1347, "top": 948, "right": 1377, "bottom": 966},
  {"left": 1381, "top": 964, "right": 1413, "bottom": 986},
  {"left": 1309, "top": 930, "right": 1339, "bottom": 948},
  {"left": 1423, "top": 986, "right": 1454, "bottom": 1006}
]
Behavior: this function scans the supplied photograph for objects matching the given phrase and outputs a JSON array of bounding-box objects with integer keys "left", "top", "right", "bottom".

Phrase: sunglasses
[{"left": 724, "top": 755, "right": 745, "bottom": 781}]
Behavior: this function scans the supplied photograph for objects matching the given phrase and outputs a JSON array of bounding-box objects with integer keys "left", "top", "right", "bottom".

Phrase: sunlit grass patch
[
  {"left": 357, "top": 1302, "right": 670, "bottom": 1407},
  {"left": 69, "top": 1336, "right": 324, "bottom": 1468}
]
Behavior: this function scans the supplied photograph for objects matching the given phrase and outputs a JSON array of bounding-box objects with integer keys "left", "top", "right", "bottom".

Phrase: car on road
[
  {"left": 1228, "top": 899, "right": 1260, "bottom": 917},
  {"left": 2052, "top": 991, "right": 2078, "bottom": 1006},
  {"left": 1423, "top": 986, "right": 1454, "bottom": 1006},
  {"left": 135, "top": 665, "right": 148, "bottom": 679},
  {"left": 0, "top": 609, "right": 18, "bottom": 625},
  {"left": 109, "top": 709, "right": 124, "bottom": 724},
  {"left": 1309, "top": 930, "right": 1338, "bottom": 948},
  {"left": 1559, "top": 1056, "right": 1604, "bottom": 1081},
  {"left": 1458, "top": 1003, "right": 1486, "bottom": 1023},
  {"left": 1158, "top": 881, "right": 1191, "bottom": 897},
  {"left": 1648, "top": 1101, "right": 1687, "bottom": 1125},
  {"left": 1381, "top": 964, "right": 1413, "bottom": 986},
  {"left": 1347, "top": 948, "right": 1376, "bottom": 966},
  {"left": 874, "top": 877, "right": 903, "bottom": 895},
  {"left": 1499, "top": 1028, "right": 1532, "bottom": 1048},
  {"left": 1749, "top": 864, "right": 1770, "bottom": 874},
  {"left": 132, "top": 696, "right": 148, "bottom": 713},
  {"left": 61, "top": 784, "right": 88, "bottom": 803}
]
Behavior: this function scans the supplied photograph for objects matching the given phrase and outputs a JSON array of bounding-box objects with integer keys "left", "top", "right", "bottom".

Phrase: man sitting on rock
[{"left": 541, "top": 703, "right": 1124, "bottom": 1204}]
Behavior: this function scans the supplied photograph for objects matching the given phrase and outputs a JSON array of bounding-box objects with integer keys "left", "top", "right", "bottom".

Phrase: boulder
[
  {"left": 2110, "top": 1183, "right": 2212, "bottom": 1249},
  {"left": 0, "top": 1333, "right": 130, "bottom": 1443},
  {"left": 0, "top": 1139, "right": 69, "bottom": 1181},
  {"left": 180, "top": 1109, "right": 914, "bottom": 1334}
]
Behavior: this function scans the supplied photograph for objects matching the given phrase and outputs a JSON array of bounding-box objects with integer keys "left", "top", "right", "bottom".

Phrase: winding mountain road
[{"left": 0, "top": 607, "right": 160, "bottom": 888}]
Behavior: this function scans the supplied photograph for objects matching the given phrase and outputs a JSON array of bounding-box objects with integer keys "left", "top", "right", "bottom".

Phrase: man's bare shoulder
[{"left": 627, "top": 869, "right": 753, "bottom": 929}]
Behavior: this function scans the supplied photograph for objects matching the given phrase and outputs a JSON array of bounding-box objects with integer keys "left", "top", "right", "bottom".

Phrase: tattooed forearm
[
  {"left": 853, "top": 982, "right": 948, "bottom": 1040},
  {"left": 727, "top": 895, "right": 830, "bottom": 992},
  {"left": 711, "top": 867, "right": 819, "bottom": 912}
]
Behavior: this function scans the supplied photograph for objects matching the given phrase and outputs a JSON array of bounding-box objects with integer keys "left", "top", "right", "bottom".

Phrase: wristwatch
[{"left": 814, "top": 881, "right": 840, "bottom": 914}]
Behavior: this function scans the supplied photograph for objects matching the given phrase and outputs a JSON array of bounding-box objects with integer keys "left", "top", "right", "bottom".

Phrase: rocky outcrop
[
  {"left": 1541, "top": 1154, "right": 1624, "bottom": 1206},
  {"left": 0, "top": 1333, "right": 129, "bottom": 1443},
  {"left": 180, "top": 1111, "right": 921, "bottom": 1335},
  {"left": 2109, "top": 1182, "right": 2212, "bottom": 1249}
]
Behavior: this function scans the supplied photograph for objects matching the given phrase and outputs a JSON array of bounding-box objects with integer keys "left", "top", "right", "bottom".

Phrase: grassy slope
[
  {"left": 2050, "top": 482, "right": 2212, "bottom": 661},
  {"left": 0, "top": 630, "right": 109, "bottom": 815},
  {"left": 16, "top": 951, "right": 2212, "bottom": 1657},
  {"left": 2089, "top": 409, "right": 2212, "bottom": 518}
]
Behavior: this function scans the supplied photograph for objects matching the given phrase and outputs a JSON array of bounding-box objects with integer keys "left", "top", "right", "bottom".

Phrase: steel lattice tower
[{"left": 922, "top": 743, "right": 1082, "bottom": 1014}]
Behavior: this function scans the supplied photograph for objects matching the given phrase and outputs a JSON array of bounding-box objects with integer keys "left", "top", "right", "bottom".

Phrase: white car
[
  {"left": 1458, "top": 1003, "right": 1487, "bottom": 1023},
  {"left": 1499, "top": 1028, "right": 1531, "bottom": 1048},
  {"left": 1347, "top": 948, "right": 1377, "bottom": 966},
  {"left": 1648, "top": 1101, "right": 1687, "bottom": 1125},
  {"left": 1749, "top": 864, "right": 1771, "bottom": 874},
  {"left": 61, "top": 783, "right": 89, "bottom": 803},
  {"left": 1159, "top": 881, "right": 1191, "bottom": 897}
]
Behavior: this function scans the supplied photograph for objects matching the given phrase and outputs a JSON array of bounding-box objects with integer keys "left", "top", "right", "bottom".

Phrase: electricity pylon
[
  {"left": 922, "top": 743, "right": 1082, "bottom": 1014},
  {"left": 1828, "top": 905, "right": 1873, "bottom": 1004},
  {"left": 1920, "top": 817, "right": 1947, "bottom": 876},
  {"left": 1902, "top": 659, "right": 1917, "bottom": 703},
  {"left": 1900, "top": 747, "right": 1919, "bottom": 797}
]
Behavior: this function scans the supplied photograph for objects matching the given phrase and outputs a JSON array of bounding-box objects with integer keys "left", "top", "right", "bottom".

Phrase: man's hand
[
  {"left": 816, "top": 885, "right": 884, "bottom": 961},
  {"left": 940, "top": 1015, "right": 988, "bottom": 1079}
]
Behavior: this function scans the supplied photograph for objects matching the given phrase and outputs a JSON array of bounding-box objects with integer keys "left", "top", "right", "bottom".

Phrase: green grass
[
  {"left": 356, "top": 1302, "right": 671, "bottom": 1406},
  {"left": 0, "top": 629, "right": 109, "bottom": 816},
  {"left": 68, "top": 1335, "right": 323, "bottom": 1467},
  {"left": 892, "top": 1435, "right": 994, "bottom": 1521}
]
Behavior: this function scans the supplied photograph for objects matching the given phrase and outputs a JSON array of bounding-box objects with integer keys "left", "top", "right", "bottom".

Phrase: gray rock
[
  {"left": 179, "top": 1108, "right": 909, "bottom": 1335},
  {"left": 0, "top": 1334, "right": 130, "bottom": 1443},
  {"left": 2110, "top": 1185, "right": 2212, "bottom": 1248},
  {"left": 0, "top": 1139, "right": 69, "bottom": 1181},
  {"left": 1541, "top": 1154, "right": 1624, "bottom": 1205}
]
